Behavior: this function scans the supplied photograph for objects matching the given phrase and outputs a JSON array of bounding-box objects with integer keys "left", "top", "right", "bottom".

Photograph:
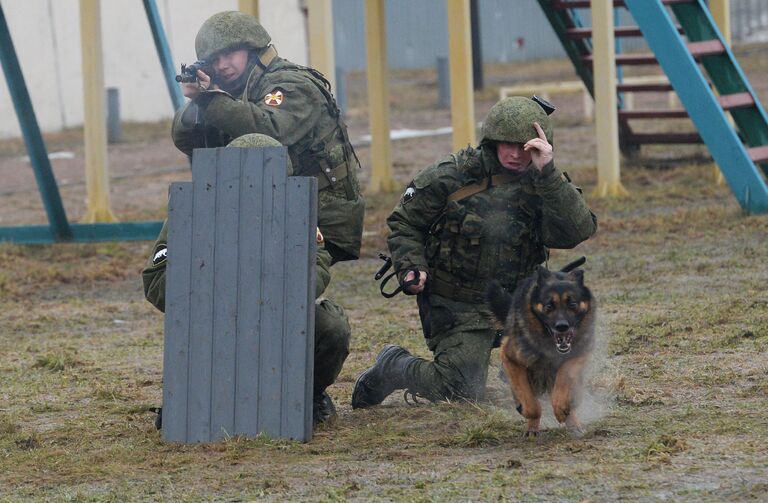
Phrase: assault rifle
[{"left": 175, "top": 60, "right": 214, "bottom": 83}]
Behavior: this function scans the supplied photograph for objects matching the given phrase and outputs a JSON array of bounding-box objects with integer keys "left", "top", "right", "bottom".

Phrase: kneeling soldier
[{"left": 352, "top": 97, "right": 597, "bottom": 408}]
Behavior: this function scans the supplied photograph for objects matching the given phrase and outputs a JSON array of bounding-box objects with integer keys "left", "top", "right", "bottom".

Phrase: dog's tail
[
  {"left": 560, "top": 256, "right": 586, "bottom": 273},
  {"left": 485, "top": 280, "right": 513, "bottom": 323}
]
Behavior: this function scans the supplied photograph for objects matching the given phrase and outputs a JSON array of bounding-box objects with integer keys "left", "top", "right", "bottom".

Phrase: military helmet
[
  {"left": 481, "top": 96, "right": 553, "bottom": 145},
  {"left": 195, "top": 11, "right": 271, "bottom": 61},
  {"left": 227, "top": 133, "right": 292, "bottom": 174}
]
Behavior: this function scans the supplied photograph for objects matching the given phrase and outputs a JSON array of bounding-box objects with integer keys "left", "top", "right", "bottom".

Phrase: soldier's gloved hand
[
  {"left": 403, "top": 270, "right": 428, "bottom": 294},
  {"left": 524, "top": 122, "right": 553, "bottom": 170},
  {"left": 181, "top": 69, "right": 216, "bottom": 99}
]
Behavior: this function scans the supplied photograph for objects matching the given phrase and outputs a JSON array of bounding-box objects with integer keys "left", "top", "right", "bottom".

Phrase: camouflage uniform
[
  {"left": 352, "top": 97, "right": 597, "bottom": 407},
  {"left": 145, "top": 133, "right": 351, "bottom": 426},
  {"left": 172, "top": 11, "right": 364, "bottom": 263}
]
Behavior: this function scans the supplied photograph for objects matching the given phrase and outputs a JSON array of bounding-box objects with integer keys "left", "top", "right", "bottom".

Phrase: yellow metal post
[
  {"left": 710, "top": 0, "right": 730, "bottom": 185},
  {"left": 710, "top": 0, "right": 731, "bottom": 45},
  {"left": 590, "top": 1, "right": 628, "bottom": 198},
  {"left": 79, "top": 0, "right": 117, "bottom": 223},
  {"left": 238, "top": 0, "right": 259, "bottom": 17},
  {"left": 365, "top": 0, "right": 396, "bottom": 193},
  {"left": 447, "top": 0, "right": 476, "bottom": 151},
  {"left": 307, "top": 0, "right": 336, "bottom": 91}
]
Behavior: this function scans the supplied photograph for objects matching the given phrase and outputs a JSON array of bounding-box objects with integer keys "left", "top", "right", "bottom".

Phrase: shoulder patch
[
  {"left": 152, "top": 245, "right": 167, "bottom": 266},
  {"left": 401, "top": 182, "right": 417, "bottom": 205},
  {"left": 264, "top": 89, "right": 284, "bottom": 106}
]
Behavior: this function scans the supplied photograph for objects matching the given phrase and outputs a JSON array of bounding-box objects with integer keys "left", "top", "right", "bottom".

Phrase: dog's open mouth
[{"left": 550, "top": 329, "right": 574, "bottom": 354}]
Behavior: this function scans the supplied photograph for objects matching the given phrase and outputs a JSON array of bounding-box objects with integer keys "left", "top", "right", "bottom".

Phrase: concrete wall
[
  {"left": 332, "top": 0, "right": 569, "bottom": 72},
  {"left": 0, "top": 0, "right": 308, "bottom": 138},
  {"left": 732, "top": 0, "right": 768, "bottom": 42}
]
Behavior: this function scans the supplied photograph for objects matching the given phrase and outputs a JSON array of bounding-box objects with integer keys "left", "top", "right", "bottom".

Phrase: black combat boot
[
  {"left": 313, "top": 390, "right": 338, "bottom": 427},
  {"left": 351, "top": 345, "right": 420, "bottom": 409}
]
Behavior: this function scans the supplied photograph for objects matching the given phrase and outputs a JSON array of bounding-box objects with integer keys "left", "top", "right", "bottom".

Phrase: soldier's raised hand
[{"left": 524, "top": 122, "right": 553, "bottom": 170}]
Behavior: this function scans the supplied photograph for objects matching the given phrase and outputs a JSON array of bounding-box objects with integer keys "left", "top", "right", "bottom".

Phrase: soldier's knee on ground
[
  {"left": 313, "top": 299, "right": 351, "bottom": 392},
  {"left": 315, "top": 298, "right": 351, "bottom": 354},
  {"left": 430, "top": 365, "right": 486, "bottom": 402},
  {"left": 416, "top": 339, "right": 491, "bottom": 402}
]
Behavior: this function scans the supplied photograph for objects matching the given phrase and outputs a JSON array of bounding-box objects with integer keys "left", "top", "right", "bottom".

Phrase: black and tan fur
[{"left": 486, "top": 261, "right": 595, "bottom": 436}]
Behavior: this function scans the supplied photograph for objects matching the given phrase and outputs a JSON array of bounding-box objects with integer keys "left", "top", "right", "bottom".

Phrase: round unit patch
[{"left": 264, "top": 90, "right": 284, "bottom": 106}]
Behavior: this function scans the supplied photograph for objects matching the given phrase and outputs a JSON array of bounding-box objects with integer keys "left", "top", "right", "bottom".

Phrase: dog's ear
[
  {"left": 535, "top": 264, "right": 552, "bottom": 283},
  {"left": 567, "top": 269, "right": 584, "bottom": 285}
]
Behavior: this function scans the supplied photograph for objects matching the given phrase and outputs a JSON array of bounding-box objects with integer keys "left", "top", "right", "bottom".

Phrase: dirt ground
[{"left": 1, "top": 45, "right": 768, "bottom": 502}]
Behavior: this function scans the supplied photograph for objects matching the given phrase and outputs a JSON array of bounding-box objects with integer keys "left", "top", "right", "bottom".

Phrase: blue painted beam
[
  {"left": 0, "top": 4, "right": 72, "bottom": 240},
  {"left": 670, "top": 1, "right": 768, "bottom": 176},
  {"left": 143, "top": 0, "right": 184, "bottom": 111},
  {"left": 0, "top": 221, "right": 164, "bottom": 245},
  {"left": 625, "top": 0, "right": 768, "bottom": 214},
  {"left": 615, "top": 7, "right": 625, "bottom": 110}
]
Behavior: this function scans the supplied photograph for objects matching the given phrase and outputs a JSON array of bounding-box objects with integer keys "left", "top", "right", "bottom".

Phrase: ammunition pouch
[
  {"left": 427, "top": 274, "right": 487, "bottom": 304},
  {"left": 317, "top": 160, "right": 350, "bottom": 192}
]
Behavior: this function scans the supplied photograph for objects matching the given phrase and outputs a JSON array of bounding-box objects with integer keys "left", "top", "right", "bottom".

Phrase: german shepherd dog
[{"left": 486, "top": 258, "right": 595, "bottom": 436}]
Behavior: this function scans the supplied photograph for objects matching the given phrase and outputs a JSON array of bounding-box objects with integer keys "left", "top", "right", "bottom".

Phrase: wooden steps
[
  {"left": 582, "top": 40, "right": 726, "bottom": 66},
  {"left": 566, "top": 25, "right": 684, "bottom": 39},
  {"left": 552, "top": 0, "right": 694, "bottom": 8}
]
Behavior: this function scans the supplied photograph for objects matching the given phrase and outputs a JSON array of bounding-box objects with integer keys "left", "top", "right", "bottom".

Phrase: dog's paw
[
  {"left": 565, "top": 415, "right": 583, "bottom": 436},
  {"left": 522, "top": 429, "right": 540, "bottom": 440},
  {"left": 554, "top": 405, "right": 571, "bottom": 424}
]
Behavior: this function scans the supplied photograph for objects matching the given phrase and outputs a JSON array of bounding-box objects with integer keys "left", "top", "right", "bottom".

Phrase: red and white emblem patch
[{"left": 264, "top": 90, "right": 284, "bottom": 106}]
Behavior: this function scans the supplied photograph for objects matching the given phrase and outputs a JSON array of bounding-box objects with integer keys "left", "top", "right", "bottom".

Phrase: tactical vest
[
  {"left": 425, "top": 149, "right": 548, "bottom": 303},
  {"left": 245, "top": 58, "right": 360, "bottom": 200}
]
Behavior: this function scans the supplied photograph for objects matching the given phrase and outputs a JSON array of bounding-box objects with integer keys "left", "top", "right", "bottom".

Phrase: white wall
[{"left": 0, "top": 0, "right": 308, "bottom": 138}]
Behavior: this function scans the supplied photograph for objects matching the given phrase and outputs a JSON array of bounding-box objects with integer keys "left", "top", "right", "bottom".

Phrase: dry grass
[
  {"left": 1, "top": 48, "right": 768, "bottom": 501},
  {"left": 1, "top": 157, "right": 766, "bottom": 503}
]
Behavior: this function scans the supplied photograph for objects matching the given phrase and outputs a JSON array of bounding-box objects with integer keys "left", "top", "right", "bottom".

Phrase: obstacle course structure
[
  {"left": 538, "top": 0, "right": 768, "bottom": 213},
  {"left": 0, "top": 0, "right": 182, "bottom": 244}
]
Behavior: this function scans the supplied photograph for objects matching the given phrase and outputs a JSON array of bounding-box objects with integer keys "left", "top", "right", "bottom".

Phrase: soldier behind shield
[{"left": 173, "top": 10, "right": 364, "bottom": 266}]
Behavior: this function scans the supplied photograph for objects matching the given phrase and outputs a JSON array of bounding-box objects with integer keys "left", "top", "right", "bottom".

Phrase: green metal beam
[
  {"left": 671, "top": 1, "right": 768, "bottom": 175},
  {"left": 536, "top": 0, "right": 595, "bottom": 95},
  {"left": 0, "top": 3, "right": 72, "bottom": 241},
  {"left": 626, "top": 0, "right": 768, "bottom": 213},
  {"left": 0, "top": 221, "right": 164, "bottom": 245}
]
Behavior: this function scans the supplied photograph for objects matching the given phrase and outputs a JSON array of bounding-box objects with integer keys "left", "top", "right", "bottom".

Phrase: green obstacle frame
[
  {"left": 538, "top": 0, "right": 768, "bottom": 213},
  {"left": 0, "top": 0, "right": 181, "bottom": 244}
]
